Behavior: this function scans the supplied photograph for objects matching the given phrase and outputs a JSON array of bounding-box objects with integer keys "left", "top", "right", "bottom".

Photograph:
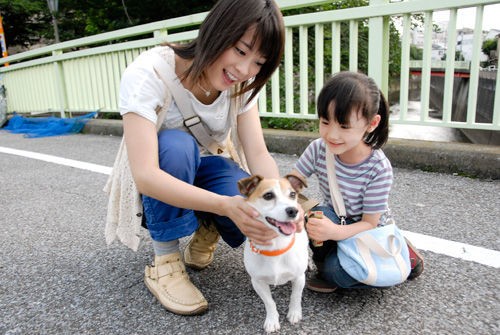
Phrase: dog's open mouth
[{"left": 265, "top": 217, "right": 296, "bottom": 236}]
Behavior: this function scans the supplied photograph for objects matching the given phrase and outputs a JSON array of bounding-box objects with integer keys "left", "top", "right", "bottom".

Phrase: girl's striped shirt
[{"left": 295, "top": 138, "right": 393, "bottom": 224}]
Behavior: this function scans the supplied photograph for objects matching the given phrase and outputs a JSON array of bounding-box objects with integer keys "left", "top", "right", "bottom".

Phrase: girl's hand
[
  {"left": 221, "top": 195, "right": 278, "bottom": 245},
  {"left": 306, "top": 216, "right": 341, "bottom": 242}
]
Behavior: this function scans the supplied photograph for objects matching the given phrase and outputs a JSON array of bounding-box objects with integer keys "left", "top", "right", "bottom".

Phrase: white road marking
[
  {"left": 402, "top": 230, "right": 500, "bottom": 269},
  {"left": 1, "top": 145, "right": 499, "bottom": 269},
  {"left": 0, "top": 146, "right": 112, "bottom": 175}
]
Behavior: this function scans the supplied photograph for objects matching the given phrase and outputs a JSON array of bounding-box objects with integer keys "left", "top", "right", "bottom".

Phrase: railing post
[
  {"left": 153, "top": 29, "right": 169, "bottom": 44},
  {"left": 52, "top": 50, "right": 68, "bottom": 118},
  {"left": 368, "top": 0, "right": 390, "bottom": 95},
  {"left": 467, "top": 5, "right": 485, "bottom": 125},
  {"left": 494, "top": 35, "right": 500, "bottom": 127}
]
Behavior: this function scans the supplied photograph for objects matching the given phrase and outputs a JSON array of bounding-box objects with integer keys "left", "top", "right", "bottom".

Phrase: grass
[{"left": 260, "top": 117, "right": 319, "bottom": 132}]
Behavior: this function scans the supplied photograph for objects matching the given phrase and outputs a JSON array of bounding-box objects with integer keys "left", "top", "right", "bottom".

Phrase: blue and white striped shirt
[{"left": 295, "top": 138, "right": 393, "bottom": 223}]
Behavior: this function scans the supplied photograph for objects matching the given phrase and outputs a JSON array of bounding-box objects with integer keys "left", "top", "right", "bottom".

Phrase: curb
[{"left": 83, "top": 119, "right": 500, "bottom": 180}]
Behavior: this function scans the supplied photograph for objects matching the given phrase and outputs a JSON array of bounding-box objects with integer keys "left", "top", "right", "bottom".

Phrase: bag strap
[
  {"left": 325, "top": 148, "right": 347, "bottom": 225},
  {"left": 151, "top": 53, "right": 224, "bottom": 155}
]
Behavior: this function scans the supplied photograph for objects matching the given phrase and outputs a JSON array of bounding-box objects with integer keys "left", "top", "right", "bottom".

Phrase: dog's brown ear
[
  {"left": 285, "top": 173, "right": 307, "bottom": 192},
  {"left": 238, "top": 175, "right": 263, "bottom": 196}
]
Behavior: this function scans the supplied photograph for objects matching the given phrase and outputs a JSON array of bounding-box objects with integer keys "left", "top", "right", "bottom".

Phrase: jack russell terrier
[{"left": 238, "top": 174, "right": 308, "bottom": 333}]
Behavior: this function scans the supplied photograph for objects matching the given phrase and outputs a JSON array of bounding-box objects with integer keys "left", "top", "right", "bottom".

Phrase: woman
[{"left": 104, "top": 0, "right": 293, "bottom": 316}]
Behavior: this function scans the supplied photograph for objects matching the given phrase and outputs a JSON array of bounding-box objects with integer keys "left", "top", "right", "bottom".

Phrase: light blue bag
[
  {"left": 324, "top": 150, "right": 410, "bottom": 287},
  {"left": 337, "top": 222, "right": 411, "bottom": 287}
]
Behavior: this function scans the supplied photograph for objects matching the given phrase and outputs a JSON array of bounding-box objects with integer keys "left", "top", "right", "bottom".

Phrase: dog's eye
[
  {"left": 263, "top": 192, "right": 275, "bottom": 201},
  {"left": 289, "top": 191, "right": 297, "bottom": 199}
]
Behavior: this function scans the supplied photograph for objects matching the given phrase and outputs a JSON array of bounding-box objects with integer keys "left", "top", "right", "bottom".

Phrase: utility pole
[{"left": 47, "top": 0, "right": 60, "bottom": 44}]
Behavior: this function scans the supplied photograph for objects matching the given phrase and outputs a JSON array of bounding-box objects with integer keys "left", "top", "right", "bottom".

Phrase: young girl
[
  {"left": 104, "top": 0, "right": 302, "bottom": 315},
  {"left": 289, "top": 71, "right": 424, "bottom": 292}
]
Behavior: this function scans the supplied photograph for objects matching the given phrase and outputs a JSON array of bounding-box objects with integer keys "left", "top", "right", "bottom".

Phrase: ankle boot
[{"left": 184, "top": 221, "right": 220, "bottom": 270}]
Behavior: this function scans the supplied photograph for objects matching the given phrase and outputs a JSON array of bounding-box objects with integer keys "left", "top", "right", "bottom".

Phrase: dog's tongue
[
  {"left": 270, "top": 219, "right": 296, "bottom": 235},
  {"left": 266, "top": 217, "right": 297, "bottom": 235},
  {"left": 278, "top": 221, "right": 296, "bottom": 235}
]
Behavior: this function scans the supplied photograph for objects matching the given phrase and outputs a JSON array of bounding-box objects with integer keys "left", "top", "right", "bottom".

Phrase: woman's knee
[
  {"left": 196, "top": 156, "right": 249, "bottom": 196},
  {"left": 158, "top": 129, "right": 197, "bottom": 156},
  {"left": 157, "top": 130, "right": 199, "bottom": 178}
]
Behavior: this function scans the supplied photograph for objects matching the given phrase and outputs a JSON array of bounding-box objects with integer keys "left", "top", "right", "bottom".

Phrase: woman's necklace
[{"left": 197, "top": 82, "right": 211, "bottom": 97}]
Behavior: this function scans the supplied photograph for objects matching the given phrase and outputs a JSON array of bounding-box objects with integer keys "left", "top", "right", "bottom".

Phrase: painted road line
[
  {"left": 1, "top": 145, "right": 499, "bottom": 269},
  {"left": 402, "top": 230, "right": 500, "bottom": 269},
  {"left": 0, "top": 146, "right": 112, "bottom": 175}
]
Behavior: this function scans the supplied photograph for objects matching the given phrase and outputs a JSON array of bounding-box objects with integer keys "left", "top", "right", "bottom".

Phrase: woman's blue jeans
[
  {"left": 141, "top": 129, "right": 249, "bottom": 248},
  {"left": 310, "top": 206, "right": 370, "bottom": 289}
]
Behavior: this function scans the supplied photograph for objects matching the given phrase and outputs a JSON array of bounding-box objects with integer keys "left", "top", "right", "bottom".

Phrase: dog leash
[{"left": 249, "top": 235, "right": 296, "bottom": 256}]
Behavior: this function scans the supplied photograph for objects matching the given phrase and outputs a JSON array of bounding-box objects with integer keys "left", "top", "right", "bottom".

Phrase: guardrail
[{"left": 0, "top": 0, "right": 499, "bottom": 132}]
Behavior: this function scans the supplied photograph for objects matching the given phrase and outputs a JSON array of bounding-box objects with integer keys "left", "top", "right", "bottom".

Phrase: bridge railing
[{"left": 0, "top": 0, "right": 499, "bottom": 132}]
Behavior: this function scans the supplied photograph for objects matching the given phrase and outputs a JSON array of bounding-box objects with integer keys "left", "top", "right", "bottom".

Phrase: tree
[
  {"left": 482, "top": 38, "right": 497, "bottom": 58},
  {"left": 0, "top": 0, "right": 51, "bottom": 48},
  {"left": 282, "top": 0, "right": 402, "bottom": 77},
  {"left": 1, "top": 0, "right": 217, "bottom": 49},
  {"left": 53, "top": 0, "right": 217, "bottom": 41},
  {"left": 410, "top": 45, "right": 423, "bottom": 60}
]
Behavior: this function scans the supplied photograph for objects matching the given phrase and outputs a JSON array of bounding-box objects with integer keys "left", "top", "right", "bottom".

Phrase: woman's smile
[{"left": 223, "top": 69, "right": 238, "bottom": 85}]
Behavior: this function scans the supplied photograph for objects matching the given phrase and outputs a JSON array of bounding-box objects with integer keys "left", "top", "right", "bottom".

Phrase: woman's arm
[
  {"left": 237, "top": 103, "right": 306, "bottom": 233},
  {"left": 123, "top": 112, "right": 224, "bottom": 212},
  {"left": 237, "top": 103, "right": 280, "bottom": 178},
  {"left": 122, "top": 112, "right": 277, "bottom": 244}
]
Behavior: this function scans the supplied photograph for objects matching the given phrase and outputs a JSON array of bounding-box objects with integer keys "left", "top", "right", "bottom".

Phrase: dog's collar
[{"left": 249, "top": 235, "right": 295, "bottom": 256}]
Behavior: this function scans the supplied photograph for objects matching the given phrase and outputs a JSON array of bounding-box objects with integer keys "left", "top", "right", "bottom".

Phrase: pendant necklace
[{"left": 197, "top": 82, "right": 211, "bottom": 97}]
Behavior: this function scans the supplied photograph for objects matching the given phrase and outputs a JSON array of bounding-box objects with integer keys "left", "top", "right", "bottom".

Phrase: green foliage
[
  {"left": 410, "top": 45, "right": 423, "bottom": 60},
  {"left": 441, "top": 50, "right": 464, "bottom": 61},
  {"left": 282, "top": 0, "right": 402, "bottom": 77},
  {"left": 54, "top": 0, "right": 216, "bottom": 41},
  {"left": 260, "top": 117, "right": 318, "bottom": 132},
  {"left": 268, "top": 0, "right": 403, "bottom": 116},
  {"left": 482, "top": 38, "right": 497, "bottom": 57},
  {"left": 0, "top": 0, "right": 217, "bottom": 46},
  {"left": 0, "top": 0, "right": 51, "bottom": 47}
]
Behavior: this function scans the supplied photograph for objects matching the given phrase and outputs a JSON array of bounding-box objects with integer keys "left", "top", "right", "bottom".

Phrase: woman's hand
[
  {"left": 294, "top": 205, "right": 305, "bottom": 233},
  {"left": 220, "top": 195, "right": 278, "bottom": 245}
]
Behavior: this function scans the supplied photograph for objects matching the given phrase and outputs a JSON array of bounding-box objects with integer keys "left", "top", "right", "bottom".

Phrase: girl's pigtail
[{"left": 366, "top": 89, "right": 390, "bottom": 149}]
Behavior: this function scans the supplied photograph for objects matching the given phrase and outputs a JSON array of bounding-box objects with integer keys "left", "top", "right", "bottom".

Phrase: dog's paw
[
  {"left": 287, "top": 308, "right": 302, "bottom": 324},
  {"left": 263, "top": 316, "right": 280, "bottom": 333}
]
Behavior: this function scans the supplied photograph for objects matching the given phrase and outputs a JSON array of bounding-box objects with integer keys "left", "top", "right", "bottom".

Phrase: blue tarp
[{"left": 3, "top": 112, "right": 97, "bottom": 138}]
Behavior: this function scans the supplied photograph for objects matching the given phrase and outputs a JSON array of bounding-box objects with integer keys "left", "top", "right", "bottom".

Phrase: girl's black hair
[
  {"left": 168, "top": 0, "right": 284, "bottom": 105},
  {"left": 317, "top": 71, "right": 390, "bottom": 149}
]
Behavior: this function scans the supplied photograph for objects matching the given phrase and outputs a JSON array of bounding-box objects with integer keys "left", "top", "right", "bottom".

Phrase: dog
[{"left": 238, "top": 174, "right": 308, "bottom": 333}]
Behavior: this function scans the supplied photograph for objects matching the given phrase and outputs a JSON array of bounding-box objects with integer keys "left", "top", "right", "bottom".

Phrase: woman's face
[{"left": 205, "top": 26, "right": 267, "bottom": 91}]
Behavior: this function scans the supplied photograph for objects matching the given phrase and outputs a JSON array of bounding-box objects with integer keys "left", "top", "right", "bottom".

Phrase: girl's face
[
  {"left": 319, "top": 102, "right": 380, "bottom": 163},
  {"left": 205, "top": 26, "right": 267, "bottom": 91}
]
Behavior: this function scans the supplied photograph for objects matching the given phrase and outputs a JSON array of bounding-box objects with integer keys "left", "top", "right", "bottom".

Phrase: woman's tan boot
[
  {"left": 144, "top": 252, "right": 208, "bottom": 315},
  {"left": 184, "top": 221, "right": 220, "bottom": 270}
]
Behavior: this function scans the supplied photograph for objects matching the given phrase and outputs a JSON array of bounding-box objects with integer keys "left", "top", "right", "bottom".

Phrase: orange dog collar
[{"left": 249, "top": 235, "right": 296, "bottom": 256}]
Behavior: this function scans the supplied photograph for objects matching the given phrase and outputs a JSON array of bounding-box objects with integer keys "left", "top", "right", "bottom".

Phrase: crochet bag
[{"left": 325, "top": 150, "right": 411, "bottom": 287}]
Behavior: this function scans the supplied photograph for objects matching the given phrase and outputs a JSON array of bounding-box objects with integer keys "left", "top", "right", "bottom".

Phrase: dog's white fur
[{"left": 238, "top": 175, "right": 308, "bottom": 333}]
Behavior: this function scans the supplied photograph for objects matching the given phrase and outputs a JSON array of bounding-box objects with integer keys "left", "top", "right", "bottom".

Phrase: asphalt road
[{"left": 0, "top": 131, "right": 499, "bottom": 335}]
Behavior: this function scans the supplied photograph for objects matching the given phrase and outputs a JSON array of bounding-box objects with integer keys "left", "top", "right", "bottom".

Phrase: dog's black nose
[{"left": 286, "top": 207, "right": 298, "bottom": 218}]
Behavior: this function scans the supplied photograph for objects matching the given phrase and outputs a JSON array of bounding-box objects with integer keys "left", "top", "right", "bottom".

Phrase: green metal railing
[{"left": 0, "top": 0, "right": 499, "bottom": 132}]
